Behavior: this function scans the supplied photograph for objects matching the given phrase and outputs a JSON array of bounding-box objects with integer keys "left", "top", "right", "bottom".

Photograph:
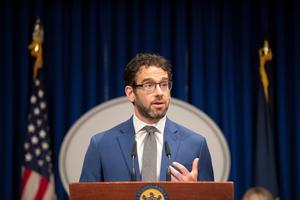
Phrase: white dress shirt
[{"left": 133, "top": 114, "right": 166, "bottom": 180}]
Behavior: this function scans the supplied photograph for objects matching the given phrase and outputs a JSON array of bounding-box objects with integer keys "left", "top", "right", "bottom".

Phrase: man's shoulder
[
  {"left": 91, "top": 117, "right": 132, "bottom": 141},
  {"left": 167, "top": 118, "right": 206, "bottom": 141}
]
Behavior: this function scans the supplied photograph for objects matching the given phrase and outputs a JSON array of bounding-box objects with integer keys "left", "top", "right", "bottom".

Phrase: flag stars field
[
  {"left": 25, "top": 153, "right": 32, "bottom": 162},
  {"left": 35, "top": 148, "right": 41, "bottom": 156},
  {"left": 38, "top": 160, "right": 44, "bottom": 167},
  {"left": 42, "top": 142, "right": 49, "bottom": 150},
  {"left": 46, "top": 155, "right": 51, "bottom": 162},
  {"left": 28, "top": 124, "right": 35, "bottom": 133},
  {"left": 40, "top": 102, "right": 46, "bottom": 109},
  {"left": 37, "top": 119, "right": 42, "bottom": 126},
  {"left": 39, "top": 129, "right": 46, "bottom": 138},
  {"left": 24, "top": 142, "right": 30, "bottom": 150},
  {"left": 34, "top": 107, "right": 40, "bottom": 115},
  {"left": 31, "top": 136, "right": 39, "bottom": 144},
  {"left": 35, "top": 79, "right": 40, "bottom": 86},
  {"left": 38, "top": 89, "right": 44, "bottom": 98},
  {"left": 30, "top": 95, "right": 37, "bottom": 104}
]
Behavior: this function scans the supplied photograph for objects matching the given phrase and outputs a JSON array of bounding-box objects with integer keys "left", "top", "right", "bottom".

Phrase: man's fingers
[
  {"left": 172, "top": 161, "right": 189, "bottom": 176},
  {"left": 191, "top": 158, "right": 199, "bottom": 175},
  {"left": 169, "top": 165, "right": 183, "bottom": 181},
  {"left": 171, "top": 174, "right": 179, "bottom": 182},
  {"left": 169, "top": 159, "right": 199, "bottom": 182}
]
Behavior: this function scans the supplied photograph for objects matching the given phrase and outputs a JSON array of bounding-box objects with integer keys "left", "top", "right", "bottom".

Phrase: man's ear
[{"left": 125, "top": 86, "right": 135, "bottom": 103}]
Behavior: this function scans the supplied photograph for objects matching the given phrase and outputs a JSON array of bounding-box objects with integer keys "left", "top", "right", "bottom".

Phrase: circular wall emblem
[
  {"left": 136, "top": 184, "right": 168, "bottom": 200},
  {"left": 59, "top": 97, "right": 231, "bottom": 194}
]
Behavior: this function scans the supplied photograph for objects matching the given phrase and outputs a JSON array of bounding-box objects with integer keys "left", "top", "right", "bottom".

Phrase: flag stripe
[
  {"left": 21, "top": 168, "right": 32, "bottom": 195},
  {"left": 21, "top": 170, "right": 41, "bottom": 200},
  {"left": 34, "top": 177, "right": 49, "bottom": 200},
  {"left": 21, "top": 171, "right": 56, "bottom": 200},
  {"left": 43, "top": 176, "right": 56, "bottom": 200}
]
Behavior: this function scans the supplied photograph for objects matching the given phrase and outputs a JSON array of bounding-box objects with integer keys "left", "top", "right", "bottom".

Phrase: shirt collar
[{"left": 133, "top": 114, "right": 166, "bottom": 134}]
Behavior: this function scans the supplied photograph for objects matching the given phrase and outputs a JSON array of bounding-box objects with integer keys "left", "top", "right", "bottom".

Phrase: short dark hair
[{"left": 124, "top": 53, "right": 173, "bottom": 86}]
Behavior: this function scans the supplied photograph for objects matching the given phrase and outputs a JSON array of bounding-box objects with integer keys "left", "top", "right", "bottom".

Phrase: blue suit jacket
[{"left": 80, "top": 117, "right": 214, "bottom": 182}]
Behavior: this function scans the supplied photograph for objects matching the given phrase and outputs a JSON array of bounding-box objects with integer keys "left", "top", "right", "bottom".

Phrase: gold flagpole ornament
[
  {"left": 258, "top": 40, "right": 273, "bottom": 102},
  {"left": 28, "top": 18, "right": 44, "bottom": 80}
]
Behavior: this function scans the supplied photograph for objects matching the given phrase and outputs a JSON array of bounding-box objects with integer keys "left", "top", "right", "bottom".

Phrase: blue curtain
[{"left": 1, "top": 0, "right": 299, "bottom": 199}]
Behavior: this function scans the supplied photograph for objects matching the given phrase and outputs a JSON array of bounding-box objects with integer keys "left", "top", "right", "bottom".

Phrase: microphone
[
  {"left": 164, "top": 141, "right": 171, "bottom": 181},
  {"left": 130, "top": 141, "right": 137, "bottom": 181}
]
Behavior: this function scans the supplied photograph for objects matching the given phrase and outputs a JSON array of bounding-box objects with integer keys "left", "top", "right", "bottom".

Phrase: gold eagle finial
[
  {"left": 258, "top": 40, "right": 272, "bottom": 102},
  {"left": 28, "top": 18, "right": 44, "bottom": 80}
]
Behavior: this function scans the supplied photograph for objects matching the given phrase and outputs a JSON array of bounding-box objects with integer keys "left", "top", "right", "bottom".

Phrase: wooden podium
[{"left": 70, "top": 182, "right": 234, "bottom": 200}]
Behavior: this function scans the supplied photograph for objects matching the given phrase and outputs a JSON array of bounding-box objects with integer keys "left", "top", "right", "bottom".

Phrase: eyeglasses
[{"left": 133, "top": 81, "right": 172, "bottom": 93}]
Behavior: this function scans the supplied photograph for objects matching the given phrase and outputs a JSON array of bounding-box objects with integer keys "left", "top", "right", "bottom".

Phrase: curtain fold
[{"left": 1, "top": 0, "right": 299, "bottom": 199}]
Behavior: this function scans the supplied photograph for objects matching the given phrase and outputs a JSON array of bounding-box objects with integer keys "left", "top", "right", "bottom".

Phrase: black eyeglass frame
[{"left": 132, "top": 81, "right": 173, "bottom": 93}]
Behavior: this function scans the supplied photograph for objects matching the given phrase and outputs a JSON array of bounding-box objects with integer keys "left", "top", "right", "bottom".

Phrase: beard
[{"left": 135, "top": 95, "right": 169, "bottom": 121}]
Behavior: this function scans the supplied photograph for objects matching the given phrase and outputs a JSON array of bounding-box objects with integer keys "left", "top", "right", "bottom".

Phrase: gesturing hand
[{"left": 169, "top": 158, "right": 199, "bottom": 182}]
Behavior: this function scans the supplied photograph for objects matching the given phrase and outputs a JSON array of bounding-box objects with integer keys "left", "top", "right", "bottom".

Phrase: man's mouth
[{"left": 151, "top": 101, "right": 165, "bottom": 109}]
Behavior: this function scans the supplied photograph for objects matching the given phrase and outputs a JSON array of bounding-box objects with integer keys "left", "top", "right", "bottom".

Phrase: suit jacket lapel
[
  {"left": 160, "top": 118, "right": 180, "bottom": 181},
  {"left": 117, "top": 117, "right": 141, "bottom": 181}
]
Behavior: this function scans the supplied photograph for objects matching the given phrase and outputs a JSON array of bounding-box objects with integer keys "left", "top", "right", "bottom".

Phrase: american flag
[{"left": 20, "top": 19, "right": 56, "bottom": 200}]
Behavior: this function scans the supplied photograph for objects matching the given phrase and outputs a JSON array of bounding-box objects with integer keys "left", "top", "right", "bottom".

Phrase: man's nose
[{"left": 154, "top": 83, "right": 163, "bottom": 94}]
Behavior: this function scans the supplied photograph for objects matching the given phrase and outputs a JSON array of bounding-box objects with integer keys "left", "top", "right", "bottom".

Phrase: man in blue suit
[{"left": 80, "top": 53, "right": 214, "bottom": 182}]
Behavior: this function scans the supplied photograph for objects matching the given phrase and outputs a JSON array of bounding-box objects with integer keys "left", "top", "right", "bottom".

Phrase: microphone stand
[
  {"left": 131, "top": 141, "right": 137, "bottom": 181},
  {"left": 165, "top": 141, "right": 171, "bottom": 181}
]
